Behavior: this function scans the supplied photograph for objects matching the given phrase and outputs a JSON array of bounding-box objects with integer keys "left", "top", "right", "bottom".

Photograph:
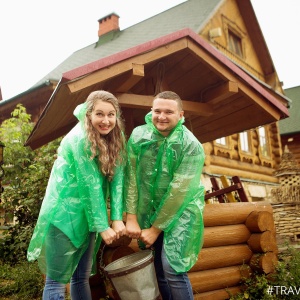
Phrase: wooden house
[{"left": 0, "top": 0, "right": 291, "bottom": 200}]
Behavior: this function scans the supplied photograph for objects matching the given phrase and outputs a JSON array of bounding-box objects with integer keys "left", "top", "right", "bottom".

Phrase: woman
[{"left": 27, "top": 90, "right": 126, "bottom": 300}]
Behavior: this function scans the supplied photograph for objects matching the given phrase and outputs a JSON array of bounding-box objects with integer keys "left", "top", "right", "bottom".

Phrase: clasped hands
[
  {"left": 125, "top": 213, "right": 161, "bottom": 248},
  {"left": 100, "top": 220, "right": 126, "bottom": 245},
  {"left": 100, "top": 214, "right": 161, "bottom": 248}
]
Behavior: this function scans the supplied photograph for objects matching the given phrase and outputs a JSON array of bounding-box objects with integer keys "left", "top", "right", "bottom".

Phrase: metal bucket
[{"left": 104, "top": 250, "right": 160, "bottom": 300}]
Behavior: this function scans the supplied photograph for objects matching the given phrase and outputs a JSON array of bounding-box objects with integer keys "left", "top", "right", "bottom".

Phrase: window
[
  {"left": 258, "top": 127, "right": 270, "bottom": 157},
  {"left": 239, "top": 132, "right": 249, "bottom": 152},
  {"left": 216, "top": 137, "right": 226, "bottom": 146},
  {"left": 214, "top": 136, "right": 234, "bottom": 159},
  {"left": 228, "top": 30, "right": 243, "bottom": 57}
]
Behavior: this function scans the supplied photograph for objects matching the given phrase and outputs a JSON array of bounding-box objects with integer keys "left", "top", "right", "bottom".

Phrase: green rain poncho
[
  {"left": 27, "top": 103, "right": 124, "bottom": 284},
  {"left": 125, "top": 112, "right": 205, "bottom": 273}
]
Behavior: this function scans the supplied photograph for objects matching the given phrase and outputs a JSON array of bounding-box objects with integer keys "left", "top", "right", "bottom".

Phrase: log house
[{"left": 0, "top": 0, "right": 291, "bottom": 203}]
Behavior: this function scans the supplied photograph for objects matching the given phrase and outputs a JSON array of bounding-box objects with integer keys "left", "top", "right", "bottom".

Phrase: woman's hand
[
  {"left": 111, "top": 220, "right": 126, "bottom": 239},
  {"left": 125, "top": 213, "right": 141, "bottom": 239},
  {"left": 100, "top": 228, "right": 117, "bottom": 245}
]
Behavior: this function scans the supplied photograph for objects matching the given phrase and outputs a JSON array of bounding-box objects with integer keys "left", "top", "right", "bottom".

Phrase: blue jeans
[
  {"left": 43, "top": 232, "right": 96, "bottom": 300},
  {"left": 153, "top": 233, "right": 194, "bottom": 300}
]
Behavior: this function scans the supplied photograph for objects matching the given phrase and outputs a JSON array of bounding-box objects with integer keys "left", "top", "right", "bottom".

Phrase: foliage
[
  {"left": 0, "top": 104, "right": 61, "bottom": 264},
  {"left": 230, "top": 245, "right": 300, "bottom": 300},
  {"left": 0, "top": 261, "right": 44, "bottom": 299}
]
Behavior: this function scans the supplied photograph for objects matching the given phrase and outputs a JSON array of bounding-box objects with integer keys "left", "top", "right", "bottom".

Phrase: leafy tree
[{"left": 0, "top": 104, "right": 61, "bottom": 264}]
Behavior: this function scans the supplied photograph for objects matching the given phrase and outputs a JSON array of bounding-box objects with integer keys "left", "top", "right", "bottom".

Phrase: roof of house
[
  {"left": 280, "top": 86, "right": 300, "bottom": 135},
  {"left": 0, "top": 0, "right": 223, "bottom": 121},
  {"left": 0, "top": 0, "right": 291, "bottom": 149},
  {"left": 25, "top": 28, "right": 289, "bottom": 149},
  {"left": 1, "top": 0, "right": 281, "bottom": 113},
  {"left": 31, "top": 0, "right": 222, "bottom": 89}
]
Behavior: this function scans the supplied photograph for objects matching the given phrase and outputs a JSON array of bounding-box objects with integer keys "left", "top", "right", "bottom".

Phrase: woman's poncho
[
  {"left": 27, "top": 103, "right": 124, "bottom": 283},
  {"left": 125, "top": 112, "right": 205, "bottom": 273}
]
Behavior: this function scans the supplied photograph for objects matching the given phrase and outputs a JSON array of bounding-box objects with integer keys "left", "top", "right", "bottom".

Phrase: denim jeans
[
  {"left": 43, "top": 232, "right": 96, "bottom": 300},
  {"left": 153, "top": 233, "right": 194, "bottom": 300}
]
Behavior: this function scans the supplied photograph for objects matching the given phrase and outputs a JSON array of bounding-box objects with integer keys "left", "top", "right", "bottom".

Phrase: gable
[{"left": 200, "top": 0, "right": 283, "bottom": 93}]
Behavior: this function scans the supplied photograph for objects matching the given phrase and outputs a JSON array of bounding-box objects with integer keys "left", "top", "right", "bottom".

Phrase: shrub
[
  {"left": 0, "top": 104, "right": 61, "bottom": 264},
  {"left": 230, "top": 245, "right": 300, "bottom": 299},
  {"left": 0, "top": 261, "right": 44, "bottom": 299}
]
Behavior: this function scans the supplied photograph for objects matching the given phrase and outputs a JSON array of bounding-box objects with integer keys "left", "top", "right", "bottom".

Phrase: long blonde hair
[{"left": 84, "top": 90, "right": 126, "bottom": 181}]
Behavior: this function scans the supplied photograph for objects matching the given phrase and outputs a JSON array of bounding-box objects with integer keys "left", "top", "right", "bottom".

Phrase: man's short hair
[{"left": 154, "top": 91, "right": 183, "bottom": 111}]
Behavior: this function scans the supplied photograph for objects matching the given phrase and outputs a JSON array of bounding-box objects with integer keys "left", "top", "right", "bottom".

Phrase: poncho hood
[{"left": 73, "top": 102, "right": 88, "bottom": 122}]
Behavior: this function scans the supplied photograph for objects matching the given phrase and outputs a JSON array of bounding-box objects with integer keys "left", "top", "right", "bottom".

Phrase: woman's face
[{"left": 89, "top": 100, "right": 117, "bottom": 135}]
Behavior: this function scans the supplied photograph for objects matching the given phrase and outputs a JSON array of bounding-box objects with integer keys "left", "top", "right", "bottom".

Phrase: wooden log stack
[
  {"left": 95, "top": 202, "right": 278, "bottom": 300},
  {"left": 191, "top": 202, "right": 278, "bottom": 300},
  {"left": 246, "top": 210, "right": 278, "bottom": 275}
]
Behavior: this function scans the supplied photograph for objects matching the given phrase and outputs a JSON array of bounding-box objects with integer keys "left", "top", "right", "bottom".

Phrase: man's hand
[
  {"left": 126, "top": 213, "right": 142, "bottom": 239},
  {"left": 140, "top": 226, "right": 162, "bottom": 248}
]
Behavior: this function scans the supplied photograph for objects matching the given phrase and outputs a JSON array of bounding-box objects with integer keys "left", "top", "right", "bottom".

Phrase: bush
[
  {"left": 230, "top": 244, "right": 300, "bottom": 299},
  {"left": 0, "top": 261, "right": 44, "bottom": 299},
  {"left": 0, "top": 104, "right": 61, "bottom": 264}
]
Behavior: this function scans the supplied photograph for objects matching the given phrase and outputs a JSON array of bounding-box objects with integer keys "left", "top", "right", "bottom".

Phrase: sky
[{"left": 0, "top": 0, "right": 299, "bottom": 100}]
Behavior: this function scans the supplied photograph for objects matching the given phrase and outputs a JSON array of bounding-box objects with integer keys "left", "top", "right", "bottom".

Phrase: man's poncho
[
  {"left": 27, "top": 103, "right": 124, "bottom": 283},
  {"left": 125, "top": 112, "right": 205, "bottom": 273}
]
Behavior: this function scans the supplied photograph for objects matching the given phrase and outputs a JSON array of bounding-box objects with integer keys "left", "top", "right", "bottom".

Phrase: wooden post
[
  {"left": 220, "top": 175, "right": 237, "bottom": 202},
  {"left": 204, "top": 202, "right": 273, "bottom": 227},
  {"left": 247, "top": 231, "right": 278, "bottom": 253},
  {"left": 189, "top": 265, "right": 251, "bottom": 293},
  {"left": 232, "top": 176, "right": 249, "bottom": 202},
  {"left": 193, "top": 286, "right": 242, "bottom": 300},
  {"left": 209, "top": 177, "right": 226, "bottom": 203},
  {"left": 190, "top": 244, "right": 253, "bottom": 271},
  {"left": 249, "top": 252, "right": 278, "bottom": 274},
  {"left": 203, "top": 224, "right": 251, "bottom": 247},
  {"left": 245, "top": 210, "right": 275, "bottom": 233}
]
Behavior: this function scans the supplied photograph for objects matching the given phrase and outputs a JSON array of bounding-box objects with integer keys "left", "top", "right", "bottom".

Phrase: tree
[{"left": 0, "top": 104, "right": 61, "bottom": 264}]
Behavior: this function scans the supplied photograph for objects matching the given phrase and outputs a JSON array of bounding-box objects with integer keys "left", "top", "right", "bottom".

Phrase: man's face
[{"left": 152, "top": 98, "right": 184, "bottom": 136}]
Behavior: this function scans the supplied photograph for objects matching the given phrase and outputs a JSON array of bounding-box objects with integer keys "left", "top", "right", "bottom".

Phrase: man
[{"left": 125, "top": 91, "right": 205, "bottom": 300}]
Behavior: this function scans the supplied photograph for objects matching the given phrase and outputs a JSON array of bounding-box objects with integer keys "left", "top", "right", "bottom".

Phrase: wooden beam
[
  {"left": 183, "top": 100, "right": 213, "bottom": 116},
  {"left": 203, "top": 81, "right": 238, "bottom": 105},
  {"left": 116, "top": 93, "right": 213, "bottom": 116},
  {"left": 116, "top": 64, "right": 145, "bottom": 92},
  {"left": 188, "top": 40, "right": 287, "bottom": 118},
  {"left": 67, "top": 61, "right": 135, "bottom": 93},
  {"left": 116, "top": 93, "right": 153, "bottom": 109},
  {"left": 67, "top": 39, "right": 188, "bottom": 94},
  {"left": 205, "top": 183, "right": 242, "bottom": 200}
]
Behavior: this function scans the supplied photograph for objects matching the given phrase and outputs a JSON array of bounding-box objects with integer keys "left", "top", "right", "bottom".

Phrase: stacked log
[
  {"left": 102, "top": 202, "right": 277, "bottom": 300},
  {"left": 190, "top": 202, "right": 276, "bottom": 300},
  {"left": 246, "top": 210, "right": 278, "bottom": 275}
]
